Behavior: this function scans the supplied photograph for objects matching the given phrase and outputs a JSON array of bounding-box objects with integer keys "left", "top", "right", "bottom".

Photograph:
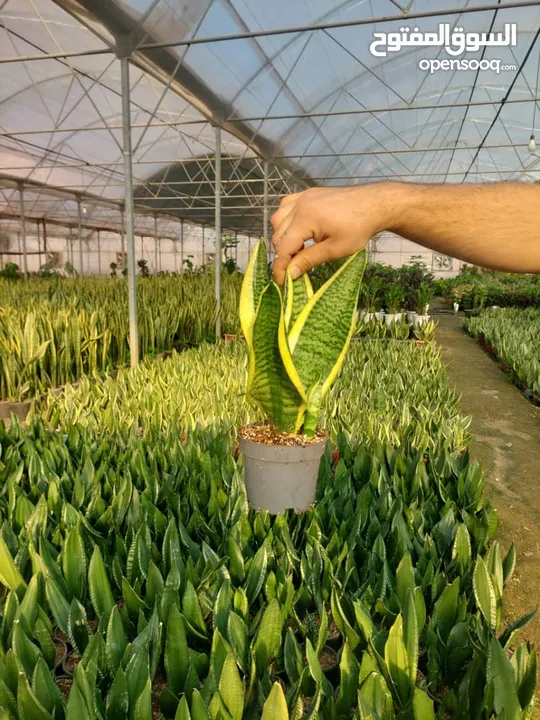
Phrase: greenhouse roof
[{"left": 1, "top": 0, "right": 540, "bottom": 238}]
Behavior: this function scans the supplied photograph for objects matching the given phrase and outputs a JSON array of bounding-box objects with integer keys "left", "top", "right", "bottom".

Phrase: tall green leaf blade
[
  {"left": 218, "top": 655, "right": 243, "bottom": 720},
  {"left": 17, "top": 672, "right": 53, "bottom": 720},
  {"left": 239, "top": 239, "right": 269, "bottom": 348},
  {"left": 88, "top": 546, "right": 115, "bottom": 626},
  {"left": 287, "top": 251, "right": 366, "bottom": 400},
  {"left": 473, "top": 557, "right": 497, "bottom": 632},
  {"left": 253, "top": 599, "right": 282, "bottom": 676},
  {"left": 0, "top": 535, "right": 26, "bottom": 598},
  {"left": 487, "top": 638, "right": 521, "bottom": 719},
  {"left": 412, "top": 688, "right": 435, "bottom": 719},
  {"left": 248, "top": 284, "right": 304, "bottom": 432},
  {"left": 261, "top": 682, "right": 289, "bottom": 720},
  {"left": 284, "top": 272, "right": 313, "bottom": 331},
  {"left": 165, "top": 605, "right": 189, "bottom": 697},
  {"left": 384, "top": 614, "right": 411, "bottom": 706}
]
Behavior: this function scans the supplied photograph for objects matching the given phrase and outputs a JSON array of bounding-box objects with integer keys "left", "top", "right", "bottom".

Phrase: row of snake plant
[
  {"left": 0, "top": 415, "right": 535, "bottom": 719},
  {"left": 464, "top": 308, "right": 540, "bottom": 395},
  {"left": 0, "top": 272, "right": 242, "bottom": 402},
  {"left": 37, "top": 340, "right": 471, "bottom": 456}
]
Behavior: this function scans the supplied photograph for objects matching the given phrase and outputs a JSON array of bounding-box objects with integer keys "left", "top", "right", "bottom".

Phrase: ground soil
[{"left": 435, "top": 310, "right": 540, "bottom": 663}]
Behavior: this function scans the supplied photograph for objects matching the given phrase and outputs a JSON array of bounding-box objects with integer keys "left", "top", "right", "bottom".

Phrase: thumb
[{"left": 288, "top": 239, "right": 354, "bottom": 280}]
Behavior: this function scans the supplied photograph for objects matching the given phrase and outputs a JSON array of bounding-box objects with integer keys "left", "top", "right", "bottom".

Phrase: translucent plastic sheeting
[{"left": 1, "top": 0, "right": 540, "bottom": 237}]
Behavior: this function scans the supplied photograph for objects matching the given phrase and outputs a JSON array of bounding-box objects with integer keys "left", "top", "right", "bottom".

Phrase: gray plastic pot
[{"left": 239, "top": 432, "right": 326, "bottom": 515}]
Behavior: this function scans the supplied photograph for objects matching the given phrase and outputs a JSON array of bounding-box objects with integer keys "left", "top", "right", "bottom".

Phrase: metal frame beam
[
  {"left": 3, "top": 1, "right": 539, "bottom": 62},
  {"left": 120, "top": 51, "right": 139, "bottom": 368},
  {"left": 215, "top": 125, "right": 222, "bottom": 338}
]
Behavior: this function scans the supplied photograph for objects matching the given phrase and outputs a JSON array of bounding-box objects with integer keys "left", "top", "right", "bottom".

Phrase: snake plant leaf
[
  {"left": 190, "top": 689, "right": 210, "bottom": 720},
  {"left": 0, "top": 535, "right": 26, "bottom": 598},
  {"left": 403, "top": 590, "right": 418, "bottom": 698},
  {"left": 68, "top": 598, "right": 90, "bottom": 656},
  {"left": 134, "top": 677, "right": 152, "bottom": 720},
  {"left": 146, "top": 561, "right": 165, "bottom": 607},
  {"left": 473, "top": 557, "right": 497, "bottom": 633},
  {"left": 106, "top": 606, "right": 127, "bottom": 675},
  {"left": 33, "top": 620, "right": 55, "bottom": 670},
  {"left": 88, "top": 546, "right": 115, "bottom": 627},
  {"left": 385, "top": 613, "right": 411, "bottom": 706},
  {"left": 248, "top": 284, "right": 305, "bottom": 432},
  {"left": 487, "top": 637, "right": 521, "bottom": 719},
  {"left": 218, "top": 655, "right": 244, "bottom": 720},
  {"left": 432, "top": 578, "right": 460, "bottom": 643},
  {"left": 32, "top": 658, "right": 64, "bottom": 718},
  {"left": 227, "top": 612, "right": 249, "bottom": 673},
  {"left": 244, "top": 545, "right": 268, "bottom": 609},
  {"left": 106, "top": 666, "right": 129, "bottom": 719},
  {"left": 165, "top": 605, "right": 189, "bottom": 697},
  {"left": 284, "top": 271, "right": 313, "bottom": 331},
  {"left": 512, "top": 642, "right": 537, "bottom": 710},
  {"left": 63, "top": 526, "right": 87, "bottom": 601},
  {"left": 261, "top": 682, "right": 289, "bottom": 720},
  {"left": 336, "top": 642, "right": 359, "bottom": 714},
  {"left": 0, "top": 678, "right": 17, "bottom": 719},
  {"left": 239, "top": 238, "right": 269, "bottom": 349},
  {"left": 502, "top": 542, "right": 516, "bottom": 586},
  {"left": 126, "top": 649, "right": 150, "bottom": 719},
  {"left": 12, "top": 621, "right": 40, "bottom": 680},
  {"left": 452, "top": 524, "right": 471, "bottom": 576},
  {"left": 45, "top": 578, "right": 70, "bottom": 636},
  {"left": 287, "top": 251, "right": 366, "bottom": 404},
  {"left": 19, "top": 574, "right": 40, "bottom": 630},
  {"left": 175, "top": 696, "right": 192, "bottom": 720},
  {"left": 253, "top": 599, "right": 282, "bottom": 677},
  {"left": 305, "top": 639, "right": 323, "bottom": 684},
  {"left": 182, "top": 581, "right": 207, "bottom": 638},
  {"left": 412, "top": 688, "right": 435, "bottom": 720},
  {"left": 17, "top": 672, "right": 53, "bottom": 720}
]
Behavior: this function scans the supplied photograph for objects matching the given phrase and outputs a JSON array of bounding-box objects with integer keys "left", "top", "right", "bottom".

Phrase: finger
[
  {"left": 272, "top": 212, "right": 295, "bottom": 250},
  {"left": 271, "top": 222, "right": 316, "bottom": 285},
  {"left": 271, "top": 201, "right": 295, "bottom": 233},
  {"left": 288, "top": 238, "right": 358, "bottom": 280}
]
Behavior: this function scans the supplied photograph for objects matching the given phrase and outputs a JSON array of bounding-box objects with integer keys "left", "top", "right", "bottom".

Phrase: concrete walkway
[{"left": 436, "top": 312, "right": 540, "bottom": 651}]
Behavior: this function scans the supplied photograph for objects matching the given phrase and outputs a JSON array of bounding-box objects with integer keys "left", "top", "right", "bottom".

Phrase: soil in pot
[
  {"left": 54, "top": 638, "right": 67, "bottom": 671},
  {"left": 62, "top": 649, "right": 80, "bottom": 677},
  {"left": 239, "top": 423, "right": 327, "bottom": 516},
  {"left": 319, "top": 645, "right": 339, "bottom": 684},
  {"left": 56, "top": 676, "right": 72, "bottom": 701},
  {"left": 0, "top": 401, "right": 11, "bottom": 421}
]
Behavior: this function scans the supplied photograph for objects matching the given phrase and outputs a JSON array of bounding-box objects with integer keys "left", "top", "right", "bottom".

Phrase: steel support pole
[
  {"left": 180, "top": 221, "right": 184, "bottom": 271},
  {"left": 36, "top": 221, "right": 41, "bottom": 269},
  {"left": 97, "top": 231, "right": 101, "bottom": 275},
  {"left": 202, "top": 225, "right": 205, "bottom": 266},
  {"left": 68, "top": 227, "right": 73, "bottom": 267},
  {"left": 263, "top": 161, "right": 270, "bottom": 257},
  {"left": 153, "top": 214, "right": 158, "bottom": 274},
  {"left": 120, "top": 208, "right": 126, "bottom": 268},
  {"left": 215, "top": 126, "right": 222, "bottom": 338},
  {"left": 120, "top": 52, "right": 139, "bottom": 368},
  {"left": 18, "top": 185, "right": 28, "bottom": 279},
  {"left": 77, "top": 196, "right": 84, "bottom": 275},
  {"left": 235, "top": 231, "right": 238, "bottom": 263}
]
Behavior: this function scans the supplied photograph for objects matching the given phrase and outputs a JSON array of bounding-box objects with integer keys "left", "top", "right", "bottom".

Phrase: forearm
[{"left": 382, "top": 182, "right": 540, "bottom": 273}]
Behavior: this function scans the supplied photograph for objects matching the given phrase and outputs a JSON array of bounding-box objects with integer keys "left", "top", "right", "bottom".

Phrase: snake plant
[{"left": 240, "top": 240, "right": 366, "bottom": 436}]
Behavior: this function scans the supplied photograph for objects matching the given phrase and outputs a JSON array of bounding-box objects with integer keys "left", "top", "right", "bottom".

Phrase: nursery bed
[{"left": 436, "top": 314, "right": 540, "bottom": 671}]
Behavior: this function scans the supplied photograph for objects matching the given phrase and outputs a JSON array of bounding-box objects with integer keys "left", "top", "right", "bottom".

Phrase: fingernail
[{"left": 290, "top": 266, "right": 301, "bottom": 280}]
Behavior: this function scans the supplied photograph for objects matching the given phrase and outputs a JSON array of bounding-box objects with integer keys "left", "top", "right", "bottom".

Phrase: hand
[{"left": 271, "top": 184, "right": 397, "bottom": 285}]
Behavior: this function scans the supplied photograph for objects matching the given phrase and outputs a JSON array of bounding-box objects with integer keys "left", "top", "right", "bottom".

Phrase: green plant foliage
[
  {"left": 240, "top": 240, "right": 367, "bottom": 435},
  {"left": 465, "top": 308, "right": 540, "bottom": 395},
  {"left": 0, "top": 272, "right": 242, "bottom": 401}
]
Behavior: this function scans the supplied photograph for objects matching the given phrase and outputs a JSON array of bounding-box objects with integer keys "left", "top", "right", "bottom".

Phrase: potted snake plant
[{"left": 238, "top": 239, "right": 366, "bottom": 514}]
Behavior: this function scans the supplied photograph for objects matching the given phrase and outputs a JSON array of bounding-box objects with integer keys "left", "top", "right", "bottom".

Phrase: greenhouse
[{"left": 1, "top": 0, "right": 540, "bottom": 718}]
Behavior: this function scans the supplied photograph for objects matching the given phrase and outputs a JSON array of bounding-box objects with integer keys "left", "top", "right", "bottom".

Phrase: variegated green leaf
[
  {"left": 248, "top": 284, "right": 304, "bottom": 432},
  {"left": 284, "top": 271, "right": 313, "bottom": 331},
  {"left": 239, "top": 239, "right": 269, "bottom": 349}
]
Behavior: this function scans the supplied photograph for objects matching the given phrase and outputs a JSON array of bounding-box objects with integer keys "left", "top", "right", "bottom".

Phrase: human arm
[{"left": 270, "top": 181, "right": 540, "bottom": 284}]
